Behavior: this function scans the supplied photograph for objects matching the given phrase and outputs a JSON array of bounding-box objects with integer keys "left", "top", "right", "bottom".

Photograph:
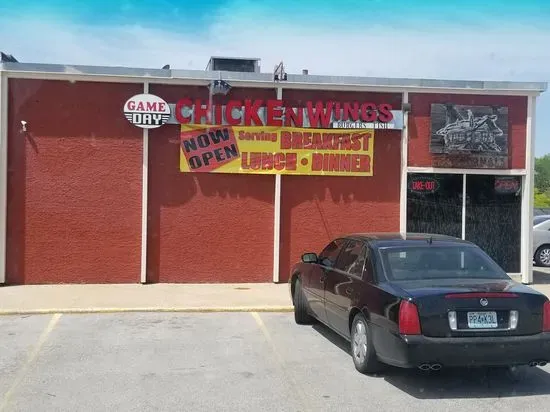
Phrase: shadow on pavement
[
  {"left": 381, "top": 366, "right": 550, "bottom": 399},
  {"left": 311, "top": 322, "right": 550, "bottom": 399},
  {"left": 533, "top": 269, "right": 550, "bottom": 284}
]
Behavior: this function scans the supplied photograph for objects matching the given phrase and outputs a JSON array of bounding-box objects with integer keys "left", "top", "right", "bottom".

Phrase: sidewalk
[
  {"left": 0, "top": 282, "right": 549, "bottom": 316},
  {"left": 0, "top": 283, "right": 294, "bottom": 315},
  {"left": 532, "top": 283, "right": 550, "bottom": 297}
]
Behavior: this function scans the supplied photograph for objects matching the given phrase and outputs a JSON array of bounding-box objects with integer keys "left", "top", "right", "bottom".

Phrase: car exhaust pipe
[
  {"left": 528, "top": 360, "right": 548, "bottom": 367},
  {"left": 418, "top": 363, "right": 442, "bottom": 371}
]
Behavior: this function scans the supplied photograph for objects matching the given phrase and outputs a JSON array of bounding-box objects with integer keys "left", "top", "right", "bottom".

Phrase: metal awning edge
[{"left": 0, "top": 62, "right": 547, "bottom": 93}]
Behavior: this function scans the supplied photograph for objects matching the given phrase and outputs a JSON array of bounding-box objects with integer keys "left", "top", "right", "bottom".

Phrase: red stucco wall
[
  {"left": 278, "top": 90, "right": 403, "bottom": 282},
  {"left": 7, "top": 78, "right": 528, "bottom": 285},
  {"left": 6, "top": 79, "right": 143, "bottom": 284},
  {"left": 146, "top": 85, "right": 277, "bottom": 283},
  {"left": 408, "top": 94, "right": 527, "bottom": 169}
]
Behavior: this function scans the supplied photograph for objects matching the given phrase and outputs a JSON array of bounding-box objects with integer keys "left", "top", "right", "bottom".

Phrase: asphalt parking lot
[{"left": 2, "top": 313, "right": 550, "bottom": 412}]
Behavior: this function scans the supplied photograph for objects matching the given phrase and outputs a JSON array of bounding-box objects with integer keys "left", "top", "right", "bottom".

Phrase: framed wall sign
[{"left": 429, "top": 103, "right": 509, "bottom": 169}]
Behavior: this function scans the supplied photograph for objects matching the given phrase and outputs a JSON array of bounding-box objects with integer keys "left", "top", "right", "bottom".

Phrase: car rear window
[{"left": 379, "top": 245, "right": 509, "bottom": 281}]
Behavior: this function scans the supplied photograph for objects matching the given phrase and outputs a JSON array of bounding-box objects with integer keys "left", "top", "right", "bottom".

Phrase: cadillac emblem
[{"left": 480, "top": 298, "right": 488, "bottom": 307}]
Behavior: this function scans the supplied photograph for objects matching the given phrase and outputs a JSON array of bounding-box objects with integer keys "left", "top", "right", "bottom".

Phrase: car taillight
[
  {"left": 399, "top": 300, "right": 421, "bottom": 335},
  {"left": 543, "top": 301, "right": 550, "bottom": 332}
]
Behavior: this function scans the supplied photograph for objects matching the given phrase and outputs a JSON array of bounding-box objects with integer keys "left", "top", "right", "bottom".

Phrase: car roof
[{"left": 343, "top": 232, "right": 474, "bottom": 248}]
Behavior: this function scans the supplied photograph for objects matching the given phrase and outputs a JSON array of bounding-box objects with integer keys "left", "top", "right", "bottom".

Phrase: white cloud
[
  {"left": 2, "top": 15, "right": 549, "bottom": 81},
  {"left": 1, "top": 14, "right": 549, "bottom": 153}
]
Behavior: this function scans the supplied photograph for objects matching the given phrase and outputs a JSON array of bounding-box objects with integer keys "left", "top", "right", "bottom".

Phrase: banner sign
[{"left": 179, "top": 125, "right": 375, "bottom": 176}]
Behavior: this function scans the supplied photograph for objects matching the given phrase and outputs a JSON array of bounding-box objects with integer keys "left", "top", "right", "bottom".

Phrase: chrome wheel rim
[
  {"left": 352, "top": 321, "right": 368, "bottom": 363},
  {"left": 541, "top": 249, "right": 550, "bottom": 265}
]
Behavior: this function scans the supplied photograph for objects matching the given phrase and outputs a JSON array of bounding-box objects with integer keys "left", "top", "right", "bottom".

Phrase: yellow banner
[{"left": 180, "top": 124, "right": 374, "bottom": 176}]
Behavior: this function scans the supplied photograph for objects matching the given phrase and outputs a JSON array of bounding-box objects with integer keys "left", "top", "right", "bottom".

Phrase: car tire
[
  {"left": 293, "top": 278, "right": 314, "bottom": 325},
  {"left": 351, "top": 313, "right": 383, "bottom": 375},
  {"left": 535, "top": 245, "right": 550, "bottom": 267}
]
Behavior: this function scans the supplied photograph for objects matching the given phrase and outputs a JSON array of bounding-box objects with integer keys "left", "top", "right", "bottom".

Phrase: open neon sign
[
  {"left": 409, "top": 176, "right": 440, "bottom": 194},
  {"left": 494, "top": 177, "right": 520, "bottom": 194}
]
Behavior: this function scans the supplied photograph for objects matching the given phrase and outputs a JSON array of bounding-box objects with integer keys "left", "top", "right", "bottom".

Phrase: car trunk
[{"left": 396, "top": 278, "right": 547, "bottom": 338}]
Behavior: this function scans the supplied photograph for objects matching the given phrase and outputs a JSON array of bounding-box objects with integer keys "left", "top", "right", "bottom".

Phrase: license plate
[{"left": 467, "top": 311, "right": 498, "bottom": 329}]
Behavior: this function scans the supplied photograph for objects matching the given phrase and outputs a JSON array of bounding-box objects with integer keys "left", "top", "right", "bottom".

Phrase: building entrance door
[{"left": 406, "top": 173, "right": 522, "bottom": 273}]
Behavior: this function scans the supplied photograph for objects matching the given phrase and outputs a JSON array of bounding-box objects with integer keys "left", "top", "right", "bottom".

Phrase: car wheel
[
  {"left": 535, "top": 245, "right": 550, "bottom": 267},
  {"left": 293, "top": 278, "right": 314, "bottom": 325},
  {"left": 351, "top": 313, "right": 382, "bottom": 374}
]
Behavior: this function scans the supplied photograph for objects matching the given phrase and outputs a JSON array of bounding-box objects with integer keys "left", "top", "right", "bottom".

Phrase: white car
[{"left": 533, "top": 215, "right": 550, "bottom": 267}]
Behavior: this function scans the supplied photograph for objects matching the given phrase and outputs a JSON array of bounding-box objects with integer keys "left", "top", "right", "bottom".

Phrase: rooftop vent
[
  {"left": 1, "top": 52, "right": 18, "bottom": 63},
  {"left": 206, "top": 56, "right": 260, "bottom": 73}
]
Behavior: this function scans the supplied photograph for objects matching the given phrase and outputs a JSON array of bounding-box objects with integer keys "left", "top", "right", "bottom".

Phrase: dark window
[
  {"left": 406, "top": 173, "right": 463, "bottom": 238},
  {"left": 363, "top": 250, "right": 375, "bottom": 283},
  {"left": 335, "top": 240, "right": 366, "bottom": 277},
  {"left": 379, "top": 245, "right": 509, "bottom": 281},
  {"left": 319, "top": 238, "right": 346, "bottom": 268},
  {"left": 465, "top": 175, "right": 521, "bottom": 273}
]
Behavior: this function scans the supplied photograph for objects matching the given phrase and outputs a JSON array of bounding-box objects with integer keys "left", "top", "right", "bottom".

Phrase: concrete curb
[{"left": 0, "top": 306, "right": 295, "bottom": 315}]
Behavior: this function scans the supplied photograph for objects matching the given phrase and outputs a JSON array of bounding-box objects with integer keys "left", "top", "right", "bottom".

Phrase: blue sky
[{"left": 1, "top": 0, "right": 550, "bottom": 155}]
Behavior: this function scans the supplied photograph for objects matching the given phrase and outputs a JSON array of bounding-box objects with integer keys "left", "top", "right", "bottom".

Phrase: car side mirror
[{"left": 301, "top": 253, "right": 318, "bottom": 264}]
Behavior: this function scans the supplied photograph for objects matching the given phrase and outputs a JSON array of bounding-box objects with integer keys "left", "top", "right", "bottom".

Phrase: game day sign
[{"left": 180, "top": 125, "right": 375, "bottom": 176}]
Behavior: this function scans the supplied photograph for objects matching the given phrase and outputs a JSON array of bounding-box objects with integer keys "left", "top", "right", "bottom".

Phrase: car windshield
[{"left": 378, "top": 245, "right": 510, "bottom": 281}]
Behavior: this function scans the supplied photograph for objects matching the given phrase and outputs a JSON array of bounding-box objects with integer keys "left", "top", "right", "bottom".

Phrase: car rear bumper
[{"left": 379, "top": 332, "right": 550, "bottom": 368}]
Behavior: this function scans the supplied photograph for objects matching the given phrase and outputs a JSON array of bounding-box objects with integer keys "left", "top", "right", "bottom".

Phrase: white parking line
[
  {"left": 250, "top": 312, "right": 312, "bottom": 412},
  {"left": 0, "top": 313, "right": 62, "bottom": 411}
]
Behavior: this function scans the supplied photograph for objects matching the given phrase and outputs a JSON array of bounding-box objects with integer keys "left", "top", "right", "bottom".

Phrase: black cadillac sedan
[{"left": 289, "top": 233, "right": 550, "bottom": 376}]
